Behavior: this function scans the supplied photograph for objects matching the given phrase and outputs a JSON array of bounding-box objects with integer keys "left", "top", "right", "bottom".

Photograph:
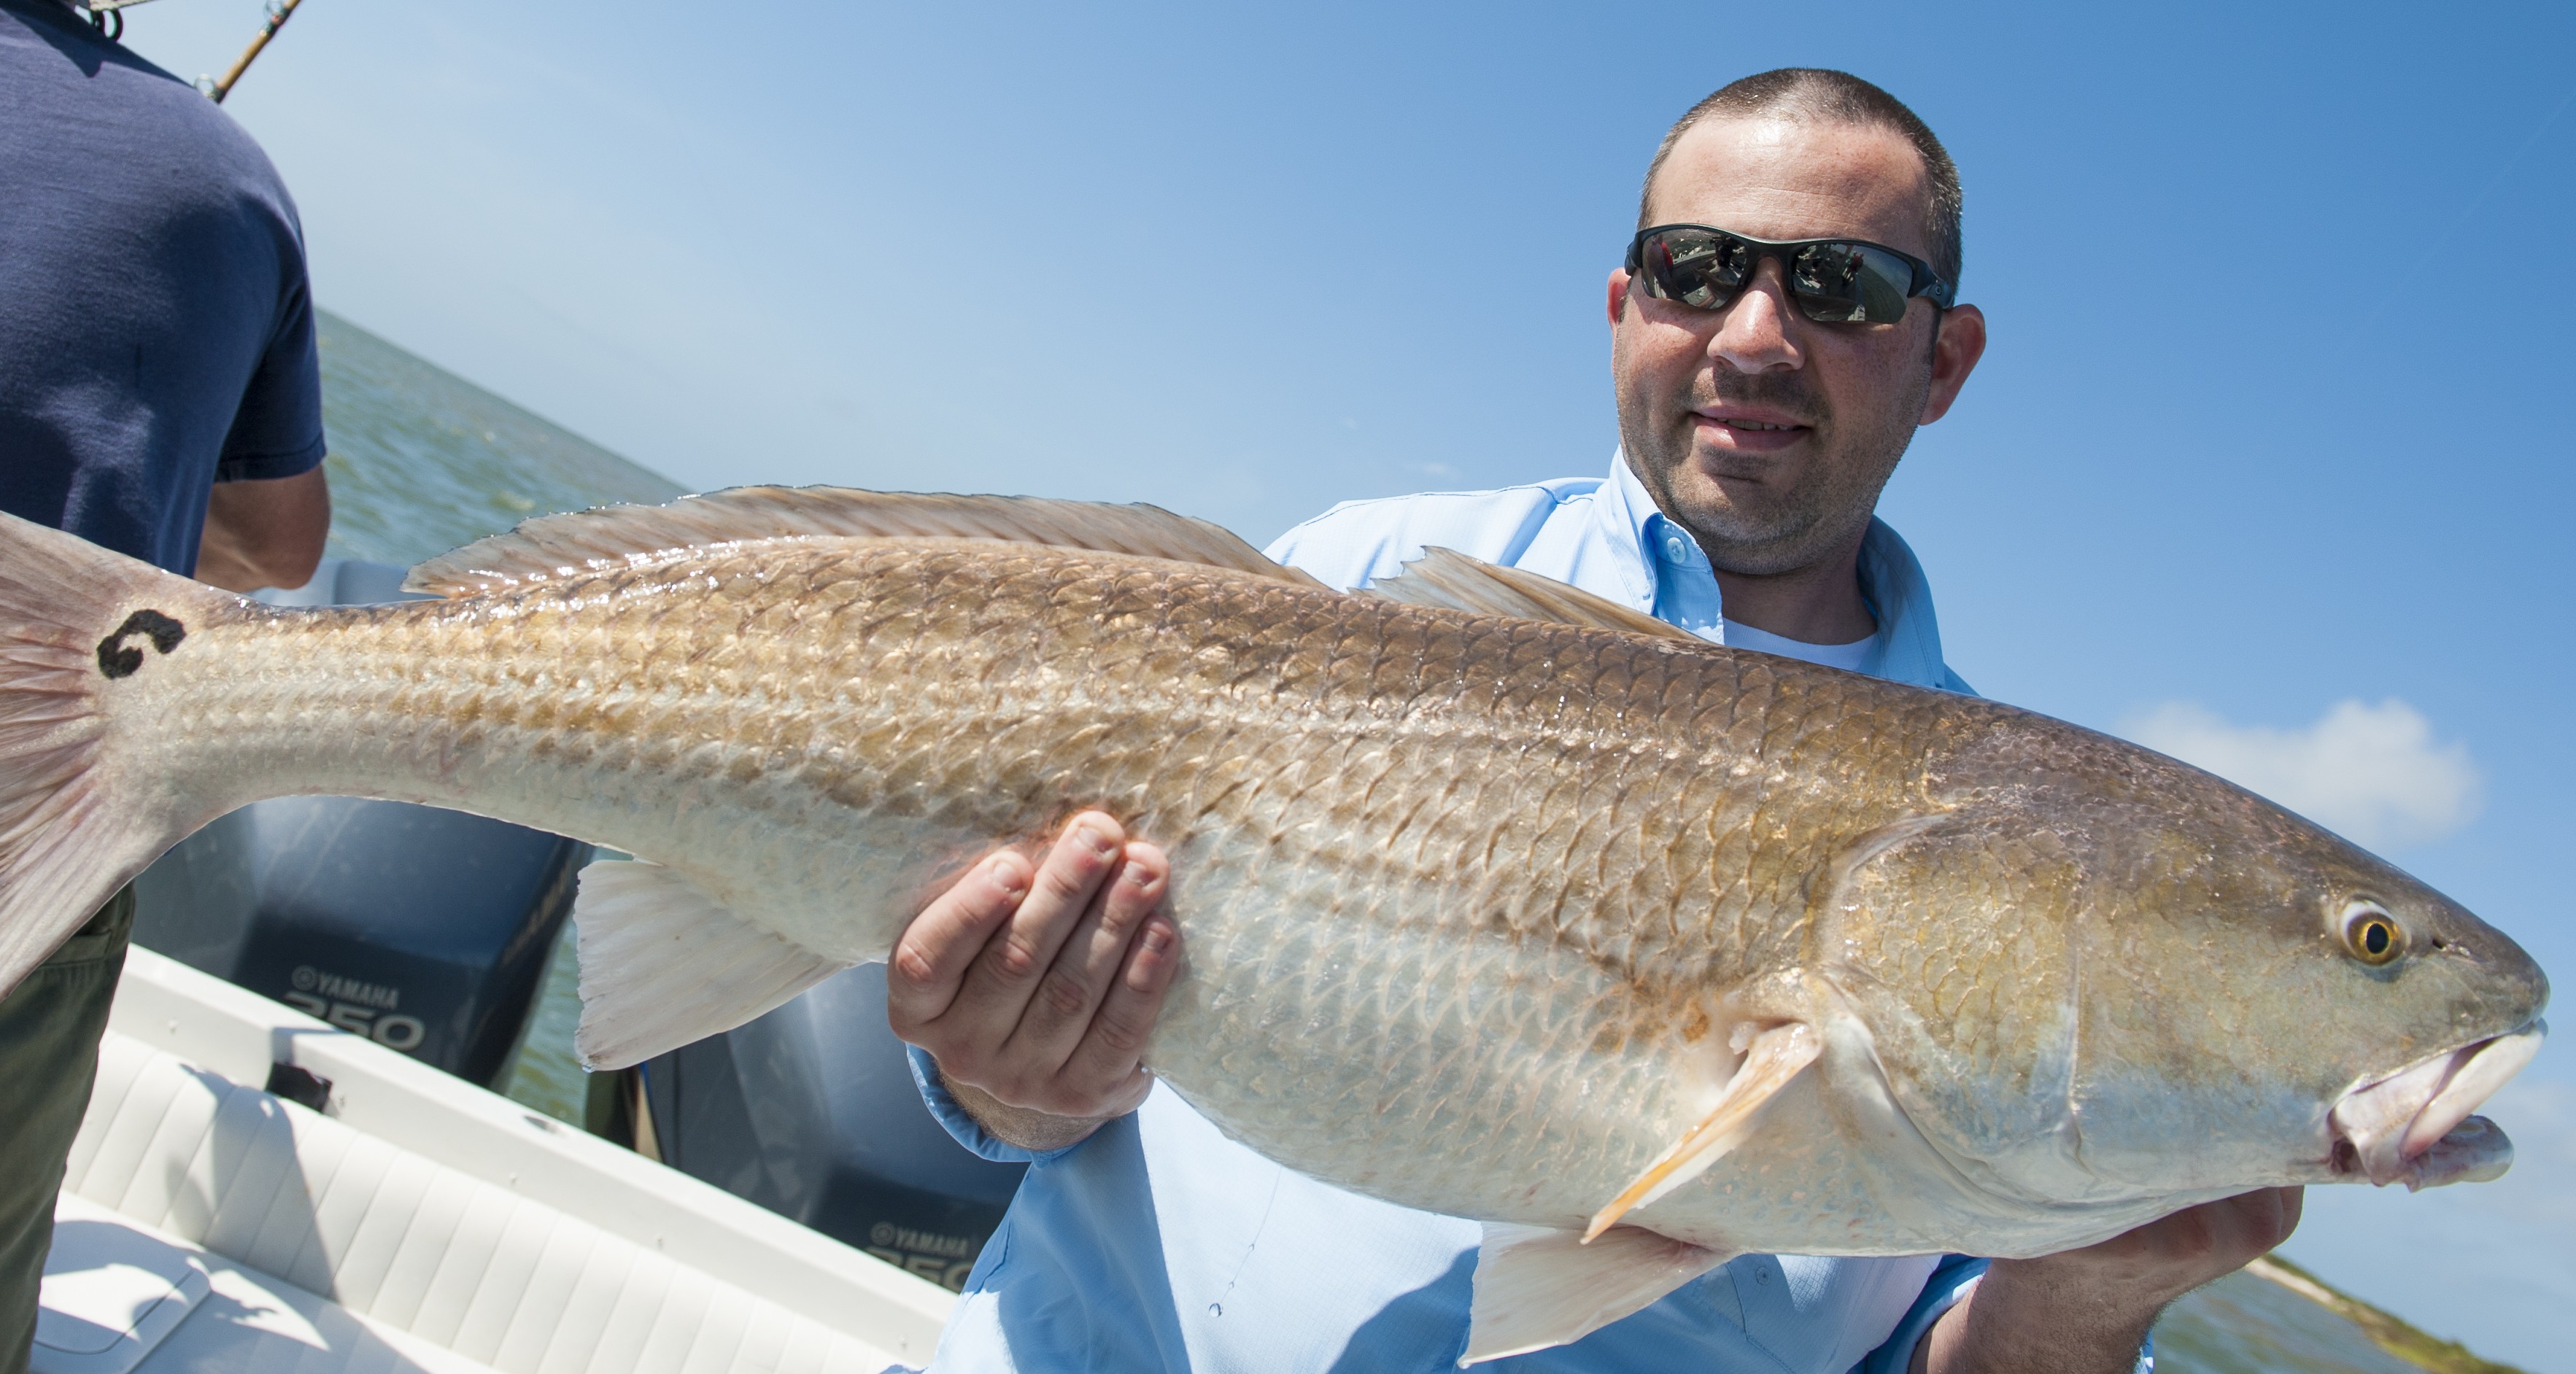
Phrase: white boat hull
[{"left": 39, "top": 948, "right": 954, "bottom": 1374}]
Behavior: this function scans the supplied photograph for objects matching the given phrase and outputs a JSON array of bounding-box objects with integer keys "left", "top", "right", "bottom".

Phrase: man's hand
[
  {"left": 888, "top": 812, "right": 1182, "bottom": 1152},
  {"left": 196, "top": 466, "right": 330, "bottom": 592},
  {"left": 1915, "top": 1186, "right": 2303, "bottom": 1373}
]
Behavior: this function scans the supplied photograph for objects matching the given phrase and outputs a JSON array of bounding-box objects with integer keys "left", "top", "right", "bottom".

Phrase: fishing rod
[
  {"left": 73, "top": 0, "right": 307, "bottom": 103},
  {"left": 206, "top": 0, "right": 306, "bottom": 104}
]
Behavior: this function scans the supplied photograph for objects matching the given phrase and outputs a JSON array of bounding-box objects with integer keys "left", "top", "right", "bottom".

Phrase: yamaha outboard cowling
[
  {"left": 641, "top": 966, "right": 1028, "bottom": 1290},
  {"left": 131, "top": 560, "right": 589, "bottom": 1088}
]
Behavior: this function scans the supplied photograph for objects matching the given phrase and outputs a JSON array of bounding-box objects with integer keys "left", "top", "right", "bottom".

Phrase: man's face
[{"left": 1610, "top": 116, "right": 1983, "bottom": 577}]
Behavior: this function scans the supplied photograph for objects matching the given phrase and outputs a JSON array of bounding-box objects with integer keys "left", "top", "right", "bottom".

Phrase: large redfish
[{"left": 0, "top": 489, "right": 2545, "bottom": 1362}]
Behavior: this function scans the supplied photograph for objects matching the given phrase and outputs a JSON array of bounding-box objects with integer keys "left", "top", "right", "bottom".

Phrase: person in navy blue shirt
[
  {"left": 885, "top": 69, "right": 2300, "bottom": 1373},
  {"left": 0, "top": 4, "right": 330, "bottom": 1368}
]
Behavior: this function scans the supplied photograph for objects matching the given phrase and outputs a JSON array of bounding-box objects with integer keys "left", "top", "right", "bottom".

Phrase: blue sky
[{"left": 117, "top": 1, "right": 2575, "bottom": 1364}]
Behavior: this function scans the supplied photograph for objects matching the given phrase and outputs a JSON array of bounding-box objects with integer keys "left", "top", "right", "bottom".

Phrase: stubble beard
[{"left": 1619, "top": 366, "right": 1927, "bottom": 578}]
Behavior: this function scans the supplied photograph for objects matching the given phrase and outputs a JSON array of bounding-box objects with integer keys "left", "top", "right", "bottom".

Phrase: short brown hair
[{"left": 1639, "top": 69, "right": 1962, "bottom": 291}]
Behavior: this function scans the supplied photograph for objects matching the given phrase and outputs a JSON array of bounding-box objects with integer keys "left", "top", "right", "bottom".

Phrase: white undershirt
[
  {"left": 1720, "top": 618, "right": 1877, "bottom": 672},
  {"left": 1642, "top": 508, "right": 1879, "bottom": 674}
]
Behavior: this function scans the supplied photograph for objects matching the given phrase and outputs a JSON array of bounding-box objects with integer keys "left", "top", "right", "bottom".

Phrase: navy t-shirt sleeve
[
  {"left": 214, "top": 269, "right": 327, "bottom": 484},
  {"left": 0, "top": 0, "right": 328, "bottom": 572}
]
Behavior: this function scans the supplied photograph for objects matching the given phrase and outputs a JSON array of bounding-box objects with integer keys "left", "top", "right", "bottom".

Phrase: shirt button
[{"left": 1664, "top": 534, "right": 1692, "bottom": 564}]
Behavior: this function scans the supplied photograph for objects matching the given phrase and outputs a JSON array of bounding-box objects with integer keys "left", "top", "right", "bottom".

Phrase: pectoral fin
[
  {"left": 571, "top": 859, "right": 847, "bottom": 1070},
  {"left": 1461, "top": 1222, "right": 1730, "bottom": 1365},
  {"left": 1584, "top": 1022, "right": 1822, "bottom": 1241}
]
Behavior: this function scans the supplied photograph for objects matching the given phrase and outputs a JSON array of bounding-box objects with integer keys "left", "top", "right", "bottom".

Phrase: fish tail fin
[{"left": 0, "top": 511, "right": 233, "bottom": 994}]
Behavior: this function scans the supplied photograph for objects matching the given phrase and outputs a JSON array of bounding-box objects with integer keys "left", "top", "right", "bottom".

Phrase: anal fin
[
  {"left": 1462, "top": 1223, "right": 1730, "bottom": 1365},
  {"left": 572, "top": 859, "right": 847, "bottom": 1070},
  {"left": 1585, "top": 1022, "right": 1821, "bottom": 1241}
]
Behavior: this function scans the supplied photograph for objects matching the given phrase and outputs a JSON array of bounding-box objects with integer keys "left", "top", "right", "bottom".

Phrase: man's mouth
[
  {"left": 2327, "top": 1022, "right": 2545, "bottom": 1189},
  {"left": 1690, "top": 408, "right": 1811, "bottom": 452}
]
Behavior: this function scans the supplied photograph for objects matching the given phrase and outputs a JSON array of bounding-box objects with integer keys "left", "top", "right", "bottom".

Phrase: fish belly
[{"left": 1148, "top": 855, "right": 1933, "bottom": 1251}]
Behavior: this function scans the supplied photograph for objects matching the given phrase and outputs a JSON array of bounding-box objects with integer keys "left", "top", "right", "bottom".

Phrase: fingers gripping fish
[{"left": 0, "top": 489, "right": 2548, "bottom": 1361}]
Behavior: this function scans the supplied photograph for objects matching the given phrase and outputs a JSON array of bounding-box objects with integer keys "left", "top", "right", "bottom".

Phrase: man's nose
[{"left": 1708, "top": 260, "right": 1803, "bottom": 374}]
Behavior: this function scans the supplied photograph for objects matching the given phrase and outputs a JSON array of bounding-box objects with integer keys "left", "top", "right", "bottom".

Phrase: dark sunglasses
[{"left": 1625, "top": 224, "right": 1954, "bottom": 325}]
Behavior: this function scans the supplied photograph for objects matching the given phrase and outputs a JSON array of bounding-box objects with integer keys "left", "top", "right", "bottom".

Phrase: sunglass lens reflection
[
  {"left": 1641, "top": 230, "right": 1916, "bottom": 323},
  {"left": 1789, "top": 244, "right": 1911, "bottom": 322},
  {"left": 1648, "top": 232, "right": 1749, "bottom": 308}
]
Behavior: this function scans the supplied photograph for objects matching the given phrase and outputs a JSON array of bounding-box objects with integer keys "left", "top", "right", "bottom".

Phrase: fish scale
[{"left": 0, "top": 492, "right": 2545, "bottom": 1359}]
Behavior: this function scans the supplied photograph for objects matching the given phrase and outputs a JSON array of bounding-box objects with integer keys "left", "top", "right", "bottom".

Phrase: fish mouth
[{"left": 2327, "top": 1021, "right": 2545, "bottom": 1190}]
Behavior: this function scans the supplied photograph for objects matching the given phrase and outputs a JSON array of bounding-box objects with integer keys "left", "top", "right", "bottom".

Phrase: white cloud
[{"left": 2119, "top": 699, "right": 2483, "bottom": 853}]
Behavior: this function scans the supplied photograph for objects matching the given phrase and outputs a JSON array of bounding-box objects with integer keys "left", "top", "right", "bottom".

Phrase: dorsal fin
[
  {"left": 403, "top": 485, "right": 1323, "bottom": 597},
  {"left": 1362, "top": 548, "right": 1701, "bottom": 644}
]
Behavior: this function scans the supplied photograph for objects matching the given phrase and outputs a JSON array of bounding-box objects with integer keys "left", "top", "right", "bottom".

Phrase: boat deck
[{"left": 36, "top": 950, "right": 954, "bottom": 1374}]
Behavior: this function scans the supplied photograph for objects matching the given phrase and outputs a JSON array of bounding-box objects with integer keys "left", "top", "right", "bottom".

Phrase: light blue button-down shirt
[{"left": 906, "top": 451, "right": 1987, "bottom": 1373}]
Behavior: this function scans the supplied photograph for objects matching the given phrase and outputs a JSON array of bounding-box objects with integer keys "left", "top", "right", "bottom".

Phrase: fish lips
[{"left": 2327, "top": 1021, "right": 2545, "bottom": 1190}]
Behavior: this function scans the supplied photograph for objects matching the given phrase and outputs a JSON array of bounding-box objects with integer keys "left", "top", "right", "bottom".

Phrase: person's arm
[
  {"left": 934, "top": 1067, "right": 1130, "bottom": 1154},
  {"left": 887, "top": 812, "right": 1183, "bottom": 1151},
  {"left": 1911, "top": 1186, "right": 2302, "bottom": 1373},
  {"left": 195, "top": 466, "right": 330, "bottom": 592}
]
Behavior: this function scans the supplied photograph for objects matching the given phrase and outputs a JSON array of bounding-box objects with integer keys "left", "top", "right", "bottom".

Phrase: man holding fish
[
  {"left": 0, "top": 58, "right": 2538, "bottom": 1374},
  {"left": 889, "top": 69, "right": 2302, "bottom": 1372}
]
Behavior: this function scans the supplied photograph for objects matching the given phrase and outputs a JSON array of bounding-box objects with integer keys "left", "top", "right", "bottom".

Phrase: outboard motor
[
  {"left": 640, "top": 968, "right": 1029, "bottom": 1290},
  {"left": 131, "top": 560, "right": 589, "bottom": 1089}
]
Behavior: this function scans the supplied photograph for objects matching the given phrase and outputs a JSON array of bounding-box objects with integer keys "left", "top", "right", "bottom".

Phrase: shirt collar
[
  {"left": 1594, "top": 447, "right": 1955, "bottom": 689},
  {"left": 1590, "top": 449, "right": 1664, "bottom": 610},
  {"left": 1851, "top": 514, "right": 1951, "bottom": 686}
]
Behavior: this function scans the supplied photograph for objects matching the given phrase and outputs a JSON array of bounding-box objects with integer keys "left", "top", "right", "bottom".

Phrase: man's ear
[
  {"left": 1918, "top": 303, "right": 1987, "bottom": 425},
  {"left": 1606, "top": 268, "right": 1631, "bottom": 325}
]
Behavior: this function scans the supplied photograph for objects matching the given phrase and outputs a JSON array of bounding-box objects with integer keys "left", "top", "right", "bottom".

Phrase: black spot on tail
[{"left": 96, "top": 609, "right": 187, "bottom": 680}]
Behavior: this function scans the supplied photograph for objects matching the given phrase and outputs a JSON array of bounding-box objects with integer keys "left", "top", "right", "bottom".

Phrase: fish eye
[{"left": 2340, "top": 901, "right": 2405, "bottom": 966}]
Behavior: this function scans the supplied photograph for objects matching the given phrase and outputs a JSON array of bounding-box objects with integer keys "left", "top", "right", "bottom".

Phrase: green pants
[{"left": 0, "top": 889, "right": 131, "bottom": 1374}]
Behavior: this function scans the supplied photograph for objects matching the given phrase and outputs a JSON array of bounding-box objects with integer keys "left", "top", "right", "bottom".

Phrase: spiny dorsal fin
[
  {"left": 1363, "top": 548, "right": 1701, "bottom": 644},
  {"left": 405, "top": 485, "right": 1323, "bottom": 597}
]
